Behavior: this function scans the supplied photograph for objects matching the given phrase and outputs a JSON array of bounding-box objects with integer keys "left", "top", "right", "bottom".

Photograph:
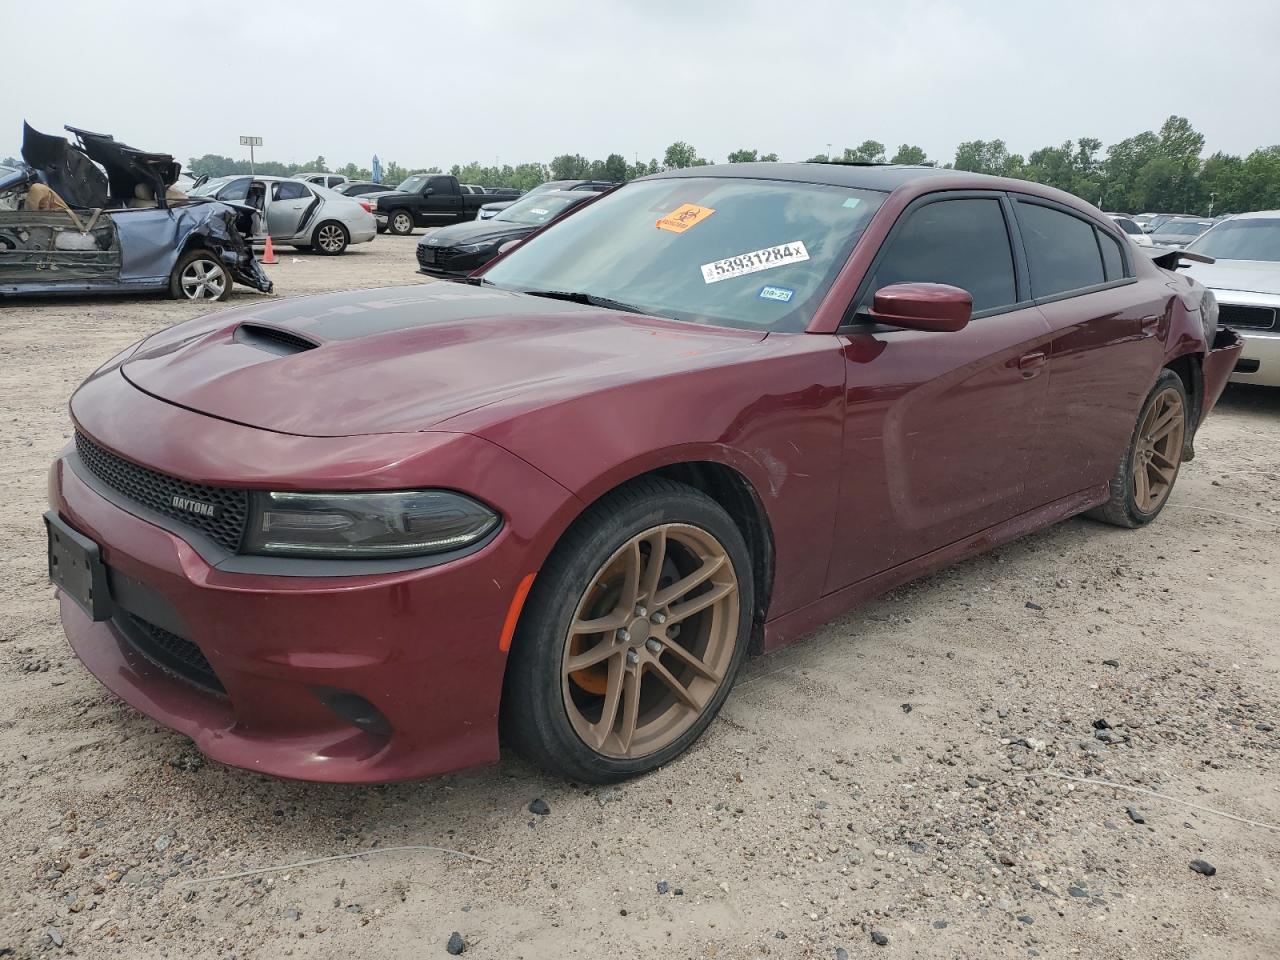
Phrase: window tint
[
  {"left": 216, "top": 178, "right": 251, "bottom": 202},
  {"left": 428, "top": 176, "right": 455, "bottom": 195},
  {"left": 1113, "top": 217, "right": 1141, "bottom": 235},
  {"left": 1017, "top": 201, "right": 1105, "bottom": 297},
  {"left": 1099, "top": 229, "right": 1125, "bottom": 281},
  {"left": 865, "top": 198, "right": 1017, "bottom": 313},
  {"left": 273, "top": 181, "right": 310, "bottom": 202}
]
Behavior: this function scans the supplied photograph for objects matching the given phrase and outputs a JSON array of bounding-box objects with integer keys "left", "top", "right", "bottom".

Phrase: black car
[
  {"left": 416, "top": 190, "right": 596, "bottom": 277},
  {"left": 334, "top": 180, "right": 394, "bottom": 198},
  {"left": 476, "top": 179, "right": 616, "bottom": 220}
]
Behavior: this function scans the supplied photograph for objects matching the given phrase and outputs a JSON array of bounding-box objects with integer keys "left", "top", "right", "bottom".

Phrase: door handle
[{"left": 1017, "top": 351, "right": 1047, "bottom": 378}]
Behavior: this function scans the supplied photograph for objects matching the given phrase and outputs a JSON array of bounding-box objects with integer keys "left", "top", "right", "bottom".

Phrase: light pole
[
  {"left": 1208, "top": 191, "right": 1217, "bottom": 217},
  {"left": 827, "top": 142, "right": 833, "bottom": 161}
]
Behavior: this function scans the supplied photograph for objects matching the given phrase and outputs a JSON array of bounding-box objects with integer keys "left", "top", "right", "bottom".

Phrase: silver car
[
  {"left": 190, "top": 176, "right": 376, "bottom": 255},
  {"left": 1181, "top": 211, "right": 1280, "bottom": 386}
]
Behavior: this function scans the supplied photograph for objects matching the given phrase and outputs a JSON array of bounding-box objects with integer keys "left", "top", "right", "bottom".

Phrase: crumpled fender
[{"left": 114, "top": 201, "right": 271, "bottom": 294}]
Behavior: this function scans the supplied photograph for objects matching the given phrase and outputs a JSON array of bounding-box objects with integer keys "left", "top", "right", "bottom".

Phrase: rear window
[{"left": 1016, "top": 201, "right": 1105, "bottom": 297}]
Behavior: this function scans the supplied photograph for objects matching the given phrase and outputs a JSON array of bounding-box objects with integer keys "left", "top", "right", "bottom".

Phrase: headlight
[
  {"left": 243, "top": 490, "right": 499, "bottom": 559},
  {"left": 454, "top": 240, "right": 499, "bottom": 254},
  {"left": 1200, "top": 289, "right": 1219, "bottom": 341}
]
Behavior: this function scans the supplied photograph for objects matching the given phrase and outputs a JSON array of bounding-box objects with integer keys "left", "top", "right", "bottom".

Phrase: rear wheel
[
  {"left": 314, "top": 221, "right": 348, "bottom": 255},
  {"left": 503, "top": 478, "right": 752, "bottom": 783},
  {"left": 169, "top": 249, "right": 230, "bottom": 302},
  {"left": 1089, "top": 369, "right": 1189, "bottom": 527},
  {"left": 387, "top": 210, "right": 414, "bottom": 236}
]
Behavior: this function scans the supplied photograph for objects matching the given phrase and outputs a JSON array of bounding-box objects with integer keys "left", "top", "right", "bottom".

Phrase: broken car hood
[{"left": 120, "top": 283, "right": 765, "bottom": 437}]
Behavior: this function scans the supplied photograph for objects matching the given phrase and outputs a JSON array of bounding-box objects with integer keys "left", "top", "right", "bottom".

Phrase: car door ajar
[
  {"left": 265, "top": 181, "right": 315, "bottom": 239},
  {"left": 1010, "top": 198, "right": 1168, "bottom": 504},
  {"left": 825, "top": 194, "right": 1053, "bottom": 593}
]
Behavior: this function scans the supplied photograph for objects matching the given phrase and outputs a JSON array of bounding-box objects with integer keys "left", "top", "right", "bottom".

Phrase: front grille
[
  {"left": 74, "top": 431, "right": 248, "bottom": 552},
  {"left": 117, "top": 613, "right": 224, "bottom": 693},
  {"left": 416, "top": 245, "right": 438, "bottom": 269},
  {"left": 1219, "top": 303, "right": 1276, "bottom": 331}
]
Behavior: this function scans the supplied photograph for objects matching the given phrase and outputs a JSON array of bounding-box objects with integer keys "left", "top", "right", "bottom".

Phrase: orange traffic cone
[{"left": 261, "top": 233, "right": 277, "bottom": 265}]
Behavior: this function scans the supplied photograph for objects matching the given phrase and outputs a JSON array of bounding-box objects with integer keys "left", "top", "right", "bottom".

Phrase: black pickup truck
[{"left": 376, "top": 175, "right": 521, "bottom": 235}]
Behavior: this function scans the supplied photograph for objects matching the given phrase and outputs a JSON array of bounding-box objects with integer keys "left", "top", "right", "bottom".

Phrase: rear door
[
  {"left": 826, "top": 192, "right": 1053, "bottom": 591},
  {"left": 1010, "top": 197, "right": 1166, "bottom": 503},
  {"left": 266, "top": 181, "right": 316, "bottom": 238}
]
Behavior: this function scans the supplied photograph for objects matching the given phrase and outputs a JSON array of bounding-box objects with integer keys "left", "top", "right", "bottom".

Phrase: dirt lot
[{"left": 1, "top": 234, "right": 1277, "bottom": 959}]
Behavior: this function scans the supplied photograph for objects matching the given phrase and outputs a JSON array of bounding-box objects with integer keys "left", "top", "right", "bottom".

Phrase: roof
[
  {"left": 1225, "top": 209, "right": 1280, "bottom": 220},
  {"left": 647, "top": 161, "right": 978, "bottom": 192}
]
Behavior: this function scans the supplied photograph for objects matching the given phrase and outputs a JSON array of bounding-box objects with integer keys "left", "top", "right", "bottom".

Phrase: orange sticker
[{"left": 656, "top": 203, "right": 715, "bottom": 234}]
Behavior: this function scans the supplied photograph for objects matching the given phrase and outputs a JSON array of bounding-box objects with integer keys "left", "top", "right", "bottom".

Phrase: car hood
[
  {"left": 119, "top": 283, "right": 766, "bottom": 437},
  {"left": 420, "top": 219, "right": 532, "bottom": 247},
  {"left": 1182, "top": 258, "right": 1280, "bottom": 296}
]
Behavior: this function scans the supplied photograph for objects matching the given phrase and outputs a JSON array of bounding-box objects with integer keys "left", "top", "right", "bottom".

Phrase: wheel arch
[{"left": 1162, "top": 350, "right": 1204, "bottom": 461}]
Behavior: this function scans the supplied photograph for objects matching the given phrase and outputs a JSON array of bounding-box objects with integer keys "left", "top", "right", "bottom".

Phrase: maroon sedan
[{"left": 47, "top": 163, "right": 1241, "bottom": 783}]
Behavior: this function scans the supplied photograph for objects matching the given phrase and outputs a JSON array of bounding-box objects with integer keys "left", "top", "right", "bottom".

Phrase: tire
[
  {"left": 502, "top": 477, "right": 753, "bottom": 783},
  {"left": 376, "top": 223, "right": 388, "bottom": 234},
  {"left": 1088, "top": 369, "right": 1190, "bottom": 528},
  {"left": 387, "top": 209, "right": 414, "bottom": 236},
  {"left": 169, "top": 249, "right": 231, "bottom": 302},
  {"left": 313, "top": 221, "right": 348, "bottom": 255}
]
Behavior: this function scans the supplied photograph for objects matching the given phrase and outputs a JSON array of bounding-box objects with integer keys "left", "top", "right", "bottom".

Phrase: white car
[
  {"left": 298, "top": 172, "right": 348, "bottom": 189},
  {"left": 1107, "top": 213, "right": 1152, "bottom": 247},
  {"left": 190, "top": 176, "right": 376, "bottom": 255},
  {"left": 1181, "top": 211, "right": 1280, "bottom": 387}
]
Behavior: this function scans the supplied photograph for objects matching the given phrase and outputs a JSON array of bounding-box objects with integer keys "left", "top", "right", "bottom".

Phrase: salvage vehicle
[
  {"left": 1, "top": 124, "right": 271, "bottom": 301},
  {"left": 47, "top": 162, "right": 1241, "bottom": 784},
  {"left": 477, "top": 179, "right": 616, "bottom": 220},
  {"left": 416, "top": 189, "right": 597, "bottom": 277},
  {"left": 376, "top": 174, "right": 519, "bottom": 235},
  {"left": 1181, "top": 211, "right": 1280, "bottom": 386},
  {"left": 191, "top": 176, "right": 376, "bottom": 255}
]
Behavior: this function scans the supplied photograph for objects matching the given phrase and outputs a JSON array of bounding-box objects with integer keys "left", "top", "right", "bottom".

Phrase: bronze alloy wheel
[
  {"left": 561, "top": 523, "right": 739, "bottom": 759},
  {"left": 1131, "top": 386, "right": 1185, "bottom": 513}
]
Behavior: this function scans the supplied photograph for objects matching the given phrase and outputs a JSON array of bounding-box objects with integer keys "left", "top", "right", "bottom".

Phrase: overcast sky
[{"left": 6, "top": 0, "right": 1278, "bottom": 170}]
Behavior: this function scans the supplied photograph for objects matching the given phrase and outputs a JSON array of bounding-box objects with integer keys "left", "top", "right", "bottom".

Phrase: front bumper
[
  {"left": 415, "top": 244, "right": 495, "bottom": 278},
  {"left": 1231, "top": 330, "right": 1280, "bottom": 387},
  {"left": 49, "top": 374, "right": 579, "bottom": 782}
]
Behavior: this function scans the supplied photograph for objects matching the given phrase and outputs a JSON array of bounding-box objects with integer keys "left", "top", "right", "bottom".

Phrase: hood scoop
[{"left": 233, "top": 322, "right": 321, "bottom": 356}]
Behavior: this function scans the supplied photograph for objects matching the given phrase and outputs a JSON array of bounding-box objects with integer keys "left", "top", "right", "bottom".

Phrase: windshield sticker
[
  {"left": 656, "top": 203, "right": 716, "bottom": 234},
  {"left": 529, "top": 208, "right": 549, "bottom": 216},
  {"left": 701, "top": 241, "right": 809, "bottom": 284},
  {"left": 842, "top": 197, "right": 862, "bottom": 209},
  {"left": 758, "top": 285, "right": 795, "bottom": 303}
]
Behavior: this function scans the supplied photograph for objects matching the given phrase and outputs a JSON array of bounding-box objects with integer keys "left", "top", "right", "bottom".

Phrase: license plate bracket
[{"left": 45, "top": 511, "right": 113, "bottom": 622}]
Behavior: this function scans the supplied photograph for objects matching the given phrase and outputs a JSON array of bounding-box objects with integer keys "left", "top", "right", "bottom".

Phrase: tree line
[{"left": 18, "top": 115, "right": 1268, "bottom": 216}]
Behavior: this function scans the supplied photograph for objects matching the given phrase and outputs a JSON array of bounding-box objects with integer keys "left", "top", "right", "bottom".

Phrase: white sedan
[
  {"left": 191, "top": 176, "right": 376, "bottom": 255},
  {"left": 1182, "top": 212, "right": 1280, "bottom": 387},
  {"left": 1108, "top": 213, "right": 1152, "bottom": 247}
]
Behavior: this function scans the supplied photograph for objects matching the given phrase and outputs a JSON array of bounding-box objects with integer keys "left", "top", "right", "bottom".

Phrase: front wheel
[
  {"left": 169, "top": 249, "right": 231, "bottom": 301},
  {"left": 313, "top": 221, "right": 348, "bottom": 255},
  {"left": 502, "top": 478, "right": 753, "bottom": 783},
  {"left": 387, "top": 210, "right": 414, "bottom": 235},
  {"left": 1088, "top": 369, "right": 1189, "bottom": 528}
]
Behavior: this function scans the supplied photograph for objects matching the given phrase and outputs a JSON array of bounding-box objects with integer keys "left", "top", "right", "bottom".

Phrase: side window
[
  {"left": 865, "top": 198, "right": 1017, "bottom": 314},
  {"left": 1016, "top": 201, "right": 1105, "bottom": 298},
  {"left": 428, "top": 176, "right": 454, "bottom": 196},
  {"left": 217, "top": 178, "right": 250, "bottom": 202},
  {"left": 272, "top": 181, "right": 310, "bottom": 202},
  {"left": 1098, "top": 229, "right": 1125, "bottom": 281}
]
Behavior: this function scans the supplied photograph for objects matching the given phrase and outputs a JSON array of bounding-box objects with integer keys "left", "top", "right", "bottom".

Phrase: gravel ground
[{"left": 1, "top": 234, "right": 1277, "bottom": 959}]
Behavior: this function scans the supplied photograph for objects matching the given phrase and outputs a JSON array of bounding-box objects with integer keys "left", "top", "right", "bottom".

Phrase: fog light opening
[{"left": 313, "top": 688, "right": 393, "bottom": 739}]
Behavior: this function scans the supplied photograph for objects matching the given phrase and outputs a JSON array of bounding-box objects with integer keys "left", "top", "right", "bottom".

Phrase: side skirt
[{"left": 761, "top": 485, "right": 1108, "bottom": 653}]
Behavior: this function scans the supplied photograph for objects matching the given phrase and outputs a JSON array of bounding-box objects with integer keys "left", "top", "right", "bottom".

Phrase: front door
[
  {"left": 265, "top": 181, "right": 315, "bottom": 239},
  {"left": 825, "top": 193, "right": 1052, "bottom": 592}
]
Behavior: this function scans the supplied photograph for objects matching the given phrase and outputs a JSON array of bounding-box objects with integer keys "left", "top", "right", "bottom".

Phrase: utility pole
[{"left": 827, "top": 143, "right": 833, "bottom": 161}]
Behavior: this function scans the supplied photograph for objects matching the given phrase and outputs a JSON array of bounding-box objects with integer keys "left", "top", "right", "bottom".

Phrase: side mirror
[
  {"left": 422, "top": 187, "right": 434, "bottom": 196},
  {"left": 868, "top": 282, "right": 972, "bottom": 332}
]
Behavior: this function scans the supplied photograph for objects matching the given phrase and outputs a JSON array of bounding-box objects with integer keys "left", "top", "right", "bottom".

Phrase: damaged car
[{"left": 0, "top": 124, "right": 272, "bottom": 301}]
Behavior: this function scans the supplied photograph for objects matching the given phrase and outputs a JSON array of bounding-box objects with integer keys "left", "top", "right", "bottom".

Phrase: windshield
[
  {"left": 481, "top": 176, "right": 886, "bottom": 332},
  {"left": 1154, "top": 219, "right": 1213, "bottom": 239},
  {"left": 396, "top": 175, "right": 428, "bottom": 193},
  {"left": 1187, "top": 218, "right": 1280, "bottom": 262},
  {"left": 495, "top": 193, "right": 583, "bottom": 226}
]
